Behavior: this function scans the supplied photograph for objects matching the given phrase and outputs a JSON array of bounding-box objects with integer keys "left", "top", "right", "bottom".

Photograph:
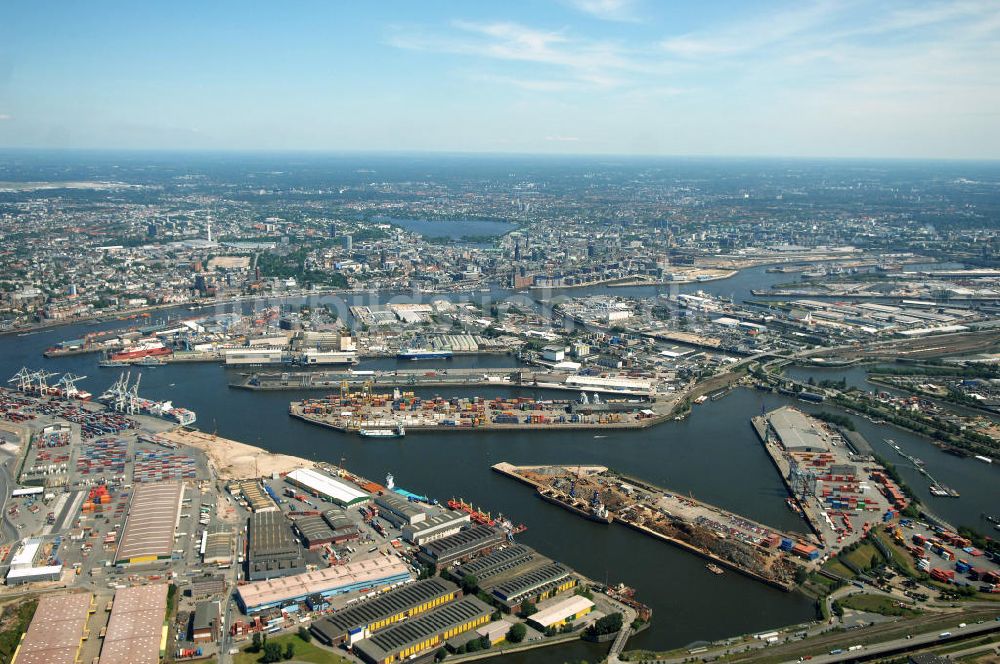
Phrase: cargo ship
[
  {"left": 98, "top": 373, "right": 196, "bottom": 426},
  {"left": 359, "top": 425, "right": 405, "bottom": 439},
  {"left": 98, "top": 356, "right": 129, "bottom": 367},
  {"left": 397, "top": 348, "right": 453, "bottom": 361},
  {"left": 110, "top": 339, "right": 172, "bottom": 362},
  {"left": 706, "top": 563, "right": 724, "bottom": 575},
  {"left": 445, "top": 497, "right": 527, "bottom": 534},
  {"left": 536, "top": 485, "right": 613, "bottom": 524}
]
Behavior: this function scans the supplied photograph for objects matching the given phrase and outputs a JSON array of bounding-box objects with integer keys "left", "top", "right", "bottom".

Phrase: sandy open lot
[{"left": 158, "top": 428, "right": 310, "bottom": 480}]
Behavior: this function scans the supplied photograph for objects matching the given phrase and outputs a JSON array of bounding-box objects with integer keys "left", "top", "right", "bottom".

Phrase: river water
[{"left": 3, "top": 264, "right": 996, "bottom": 657}]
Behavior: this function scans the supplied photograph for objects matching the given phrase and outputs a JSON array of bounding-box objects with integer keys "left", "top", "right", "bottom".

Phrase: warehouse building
[
  {"left": 452, "top": 544, "right": 536, "bottom": 585},
  {"left": 352, "top": 596, "right": 493, "bottom": 664},
  {"left": 114, "top": 480, "right": 184, "bottom": 565},
  {"left": 201, "top": 525, "right": 234, "bottom": 566},
  {"left": 191, "top": 600, "right": 221, "bottom": 643},
  {"left": 11, "top": 593, "right": 93, "bottom": 664},
  {"left": 527, "top": 595, "right": 594, "bottom": 630},
  {"left": 248, "top": 511, "right": 306, "bottom": 581},
  {"left": 224, "top": 348, "right": 287, "bottom": 365},
  {"left": 187, "top": 575, "right": 226, "bottom": 598},
  {"left": 489, "top": 562, "right": 575, "bottom": 610},
  {"left": 236, "top": 557, "right": 412, "bottom": 614},
  {"left": 286, "top": 468, "right": 370, "bottom": 507},
  {"left": 416, "top": 525, "right": 505, "bottom": 570},
  {"left": 475, "top": 619, "right": 513, "bottom": 646},
  {"left": 322, "top": 508, "right": 360, "bottom": 543},
  {"left": 229, "top": 479, "right": 277, "bottom": 513},
  {"left": 293, "top": 515, "right": 337, "bottom": 549},
  {"left": 767, "top": 406, "right": 829, "bottom": 452},
  {"left": 374, "top": 492, "right": 426, "bottom": 526},
  {"left": 99, "top": 584, "right": 169, "bottom": 664},
  {"left": 5, "top": 537, "right": 63, "bottom": 585},
  {"left": 401, "top": 510, "right": 470, "bottom": 545},
  {"left": 311, "top": 578, "right": 460, "bottom": 647}
]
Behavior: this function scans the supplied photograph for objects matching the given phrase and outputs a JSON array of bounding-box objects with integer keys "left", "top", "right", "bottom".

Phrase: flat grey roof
[
  {"left": 294, "top": 515, "right": 336, "bottom": 542},
  {"left": 419, "top": 525, "right": 503, "bottom": 561},
  {"left": 490, "top": 562, "right": 571, "bottom": 603},
  {"left": 453, "top": 544, "right": 536, "bottom": 582},
  {"left": 250, "top": 511, "right": 299, "bottom": 559},
  {"left": 375, "top": 492, "right": 425, "bottom": 518},
  {"left": 769, "top": 407, "right": 828, "bottom": 451},
  {"left": 406, "top": 510, "right": 468, "bottom": 533}
]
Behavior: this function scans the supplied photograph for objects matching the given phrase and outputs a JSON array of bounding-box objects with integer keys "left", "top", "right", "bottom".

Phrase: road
[
  {"left": 809, "top": 618, "right": 1000, "bottom": 663},
  {"left": 604, "top": 597, "right": 637, "bottom": 664},
  {"left": 217, "top": 529, "right": 244, "bottom": 664},
  {"left": 0, "top": 450, "right": 21, "bottom": 548}
]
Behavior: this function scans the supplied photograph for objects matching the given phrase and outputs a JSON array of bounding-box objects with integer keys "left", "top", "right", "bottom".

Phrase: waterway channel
[{"left": 2, "top": 264, "right": 995, "bottom": 658}]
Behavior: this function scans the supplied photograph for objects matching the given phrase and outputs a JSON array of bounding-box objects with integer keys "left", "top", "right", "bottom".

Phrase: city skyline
[{"left": 2, "top": 0, "right": 999, "bottom": 159}]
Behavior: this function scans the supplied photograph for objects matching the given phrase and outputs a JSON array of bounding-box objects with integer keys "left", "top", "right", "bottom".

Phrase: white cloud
[
  {"left": 563, "top": 0, "right": 638, "bottom": 22},
  {"left": 387, "top": 20, "right": 653, "bottom": 91},
  {"left": 0, "top": 114, "right": 11, "bottom": 121},
  {"left": 545, "top": 135, "right": 581, "bottom": 142}
]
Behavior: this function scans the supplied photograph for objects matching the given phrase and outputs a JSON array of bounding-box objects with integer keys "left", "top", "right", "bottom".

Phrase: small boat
[
  {"left": 706, "top": 563, "right": 724, "bottom": 575},
  {"left": 593, "top": 435, "right": 607, "bottom": 439}
]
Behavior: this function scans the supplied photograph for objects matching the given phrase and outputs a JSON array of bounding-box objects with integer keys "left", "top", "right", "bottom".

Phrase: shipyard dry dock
[
  {"left": 492, "top": 462, "right": 814, "bottom": 591},
  {"left": 288, "top": 389, "right": 666, "bottom": 435}
]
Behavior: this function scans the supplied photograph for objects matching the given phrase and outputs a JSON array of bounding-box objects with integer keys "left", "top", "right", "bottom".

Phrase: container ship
[
  {"left": 109, "top": 339, "right": 172, "bottom": 362},
  {"left": 141, "top": 400, "right": 197, "bottom": 426},
  {"left": 359, "top": 425, "right": 405, "bottom": 439},
  {"left": 98, "top": 372, "right": 196, "bottom": 426},
  {"left": 397, "top": 348, "right": 453, "bottom": 361},
  {"left": 447, "top": 497, "right": 527, "bottom": 534}
]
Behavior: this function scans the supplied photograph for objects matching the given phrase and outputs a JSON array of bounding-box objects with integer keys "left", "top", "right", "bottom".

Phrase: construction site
[{"left": 493, "top": 463, "right": 809, "bottom": 591}]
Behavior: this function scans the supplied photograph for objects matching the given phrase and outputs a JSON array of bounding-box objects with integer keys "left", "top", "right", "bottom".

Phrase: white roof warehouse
[{"left": 285, "top": 468, "right": 371, "bottom": 507}]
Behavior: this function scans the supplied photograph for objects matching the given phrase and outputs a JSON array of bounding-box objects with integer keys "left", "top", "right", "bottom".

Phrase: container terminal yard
[
  {"left": 752, "top": 406, "right": 906, "bottom": 550},
  {"left": 492, "top": 408, "right": 927, "bottom": 594},
  {"left": 288, "top": 388, "right": 664, "bottom": 435},
  {"left": 0, "top": 382, "right": 650, "bottom": 664},
  {"left": 232, "top": 367, "right": 656, "bottom": 397}
]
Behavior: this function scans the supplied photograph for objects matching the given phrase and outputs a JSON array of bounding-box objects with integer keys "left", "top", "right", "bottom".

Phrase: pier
[
  {"left": 232, "top": 367, "right": 656, "bottom": 396},
  {"left": 492, "top": 462, "right": 802, "bottom": 591}
]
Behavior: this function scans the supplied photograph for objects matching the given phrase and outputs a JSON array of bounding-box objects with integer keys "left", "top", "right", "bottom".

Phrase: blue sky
[{"left": 1, "top": 1, "right": 998, "bottom": 158}]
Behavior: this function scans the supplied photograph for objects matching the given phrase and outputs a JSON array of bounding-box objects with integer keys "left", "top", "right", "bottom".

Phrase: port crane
[
  {"left": 8, "top": 367, "right": 34, "bottom": 392},
  {"left": 33, "top": 369, "right": 59, "bottom": 393},
  {"left": 101, "top": 371, "right": 142, "bottom": 414},
  {"left": 56, "top": 373, "right": 87, "bottom": 400}
]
